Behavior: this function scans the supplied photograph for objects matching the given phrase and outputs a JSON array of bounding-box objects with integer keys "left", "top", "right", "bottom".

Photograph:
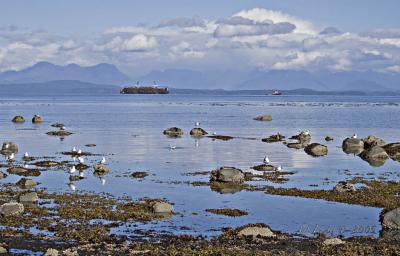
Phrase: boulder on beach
[
  {"left": 12, "top": 115, "right": 25, "bottom": 123},
  {"left": 32, "top": 115, "right": 43, "bottom": 123},
  {"left": 359, "top": 146, "right": 389, "bottom": 166},
  {"left": 363, "top": 135, "right": 386, "bottom": 149},
  {"left": 325, "top": 136, "right": 334, "bottom": 141},
  {"left": 163, "top": 127, "right": 184, "bottom": 137},
  {"left": 190, "top": 127, "right": 208, "bottom": 136},
  {"left": 304, "top": 143, "right": 328, "bottom": 157},
  {"left": 210, "top": 167, "right": 245, "bottom": 183},
  {"left": 18, "top": 192, "right": 39, "bottom": 203},
  {"left": 382, "top": 208, "right": 400, "bottom": 230},
  {"left": 334, "top": 181, "right": 355, "bottom": 193},
  {"left": 16, "top": 178, "right": 37, "bottom": 188},
  {"left": 93, "top": 164, "right": 110, "bottom": 174},
  {"left": 238, "top": 225, "right": 275, "bottom": 238},
  {"left": 261, "top": 134, "right": 285, "bottom": 143},
  {"left": 0, "top": 202, "right": 24, "bottom": 216},
  {"left": 1, "top": 141, "right": 18, "bottom": 154},
  {"left": 151, "top": 201, "right": 174, "bottom": 214},
  {"left": 342, "top": 138, "right": 364, "bottom": 154},
  {"left": 253, "top": 115, "right": 273, "bottom": 121}
]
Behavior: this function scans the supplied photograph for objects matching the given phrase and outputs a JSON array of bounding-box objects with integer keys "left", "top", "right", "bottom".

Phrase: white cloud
[{"left": 95, "top": 34, "right": 157, "bottom": 52}]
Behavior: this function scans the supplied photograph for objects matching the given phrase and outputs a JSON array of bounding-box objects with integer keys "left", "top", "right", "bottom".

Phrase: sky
[{"left": 1, "top": 0, "right": 400, "bottom": 76}]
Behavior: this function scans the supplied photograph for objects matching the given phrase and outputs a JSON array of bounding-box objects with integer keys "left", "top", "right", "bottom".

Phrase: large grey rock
[
  {"left": 1, "top": 141, "right": 18, "bottom": 154},
  {"left": 0, "top": 202, "right": 24, "bottom": 216},
  {"left": 16, "top": 178, "right": 37, "bottom": 188},
  {"left": 190, "top": 127, "right": 208, "bottom": 136},
  {"left": 359, "top": 146, "right": 389, "bottom": 166},
  {"left": 383, "top": 143, "right": 400, "bottom": 161},
  {"left": 382, "top": 208, "right": 400, "bottom": 229},
  {"left": 304, "top": 143, "right": 328, "bottom": 157},
  {"left": 363, "top": 135, "right": 386, "bottom": 149},
  {"left": 151, "top": 201, "right": 174, "bottom": 214},
  {"left": 210, "top": 167, "right": 245, "bottom": 183},
  {"left": 18, "top": 192, "right": 39, "bottom": 203},
  {"left": 163, "top": 127, "right": 184, "bottom": 137},
  {"left": 32, "top": 115, "right": 43, "bottom": 123},
  {"left": 12, "top": 115, "right": 25, "bottom": 123},
  {"left": 238, "top": 226, "right": 275, "bottom": 238},
  {"left": 342, "top": 138, "right": 364, "bottom": 154}
]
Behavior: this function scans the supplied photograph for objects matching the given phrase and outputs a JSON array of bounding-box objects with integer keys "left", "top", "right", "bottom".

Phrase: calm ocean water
[{"left": 1, "top": 94, "right": 399, "bottom": 238}]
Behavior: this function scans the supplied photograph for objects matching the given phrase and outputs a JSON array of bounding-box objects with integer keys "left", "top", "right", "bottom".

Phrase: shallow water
[{"left": 1, "top": 94, "right": 400, "bottom": 238}]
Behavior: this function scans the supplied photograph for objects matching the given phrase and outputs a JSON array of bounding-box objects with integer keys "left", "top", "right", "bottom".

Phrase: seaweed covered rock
[
  {"left": 253, "top": 115, "right": 273, "bottom": 121},
  {"left": 51, "top": 122, "right": 65, "bottom": 128},
  {"left": 304, "top": 143, "right": 328, "bottom": 157},
  {"left": 12, "top": 115, "right": 25, "bottom": 123},
  {"left": 290, "top": 133, "right": 311, "bottom": 142},
  {"left": 334, "top": 181, "right": 355, "bottom": 193},
  {"left": 32, "top": 115, "right": 43, "bottom": 123},
  {"left": 363, "top": 135, "right": 386, "bottom": 149},
  {"left": 382, "top": 208, "right": 400, "bottom": 230},
  {"left": 131, "top": 171, "right": 148, "bottom": 178},
  {"left": 342, "top": 138, "right": 364, "bottom": 154},
  {"left": 238, "top": 225, "right": 275, "bottom": 238},
  {"left": 93, "top": 164, "right": 110, "bottom": 174},
  {"left": 46, "top": 130, "right": 73, "bottom": 136},
  {"left": 261, "top": 133, "right": 285, "bottom": 143},
  {"left": 210, "top": 167, "right": 245, "bottom": 183},
  {"left": 151, "top": 201, "right": 174, "bottom": 214},
  {"left": 252, "top": 164, "right": 277, "bottom": 172},
  {"left": 18, "top": 192, "right": 39, "bottom": 203},
  {"left": 286, "top": 141, "right": 309, "bottom": 149},
  {"left": 0, "top": 202, "right": 24, "bottom": 216},
  {"left": 163, "top": 127, "right": 184, "bottom": 137},
  {"left": 1, "top": 141, "right": 18, "bottom": 154},
  {"left": 383, "top": 143, "right": 400, "bottom": 161},
  {"left": 16, "top": 178, "right": 38, "bottom": 188},
  {"left": 190, "top": 127, "right": 208, "bottom": 136}
]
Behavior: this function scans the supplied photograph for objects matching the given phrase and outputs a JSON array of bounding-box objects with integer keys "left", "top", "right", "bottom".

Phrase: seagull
[
  {"left": 77, "top": 149, "right": 82, "bottom": 154},
  {"left": 277, "top": 165, "right": 282, "bottom": 171},
  {"left": 169, "top": 145, "right": 177, "bottom": 150},
  {"left": 68, "top": 182, "right": 76, "bottom": 191},
  {"left": 195, "top": 122, "right": 200, "bottom": 127},
  {"left": 8, "top": 153, "right": 15, "bottom": 160},
  {"left": 303, "top": 130, "right": 310, "bottom": 136},
  {"left": 69, "top": 166, "right": 76, "bottom": 174},
  {"left": 72, "top": 156, "right": 77, "bottom": 162},
  {"left": 24, "top": 152, "right": 29, "bottom": 158},
  {"left": 100, "top": 177, "right": 106, "bottom": 185},
  {"left": 60, "top": 126, "right": 66, "bottom": 130},
  {"left": 79, "top": 171, "right": 84, "bottom": 178},
  {"left": 263, "top": 156, "right": 270, "bottom": 164},
  {"left": 72, "top": 147, "right": 77, "bottom": 152},
  {"left": 78, "top": 157, "right": 84, "bottom": 164},
  {"left": 351, "top": 134, "right": 357, "bottom": 139},
  {"left": 213, "top": 132, "right": 217, "bottom": 135},
  {"left": 24, "top": 164, "right": 29, "bottom": 168},
  {"left": 100, "top": 157, "right": 106, "bottom": 164},
  {"left": 4, "top": 143, "right": 9, "bottom": 149}
]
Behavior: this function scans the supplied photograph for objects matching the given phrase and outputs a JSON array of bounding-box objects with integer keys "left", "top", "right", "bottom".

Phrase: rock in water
[
  {"left": 32, "top": 115, "right": 43, "bottom": 123},
  {"left": 18, "top": 192, "right": 39, "bottom": 203},
  {"left": 1, "top": 141, "right": 18, "bottom": 154},
  {"left": 304, "top": 143, "right": 328, "bottom": 157},
  {"left": 151, "top": 201, "right": 174, "bottom": 214},
  {"left": 290, "top": 133, "right": 311, "bottom": 142},
  {"left": 93, "top": 164, "right": 110, "bottom": 174},
  {"left": 12, "top": 115, "right": 25, "bottom": 123},
  {"left": 253, "top": 115, "right": 273, "bottom": 121},
  {"left": 261, "top": 134, "right": 285, "bottom": 143},
  {"left": 210, "top": 167, "right": 245, "bottom": 183},
  {"left": 383, "top": 143, "right": 400, "bottom": 161},
  {"left": 131, "top": 171, "right": 148, "bottom": 178},
  {"left": 342, "top": 138, "right": 364, "bottom": 154},
  {"left": 382, "top": 208, "right": 400, "bottom": 229},
  {"left": 16, "top": 178, "right": 37, "bottom": 188},
  {"left": 252, "top": 164, "right": 277, "bottom": 172},
  {"left": 51, "top": 122, "right": 65, "bottom": 128},
  {"left": 334, "top": 181, "right": 355, "bottom": 192},
  {"left": 363, "top": 135, "right": 386, "bottom": 149},
  {"left": 163, "top": 127, "right": 184, "bottom": 137},
  {"left": 325, "top": 136, "right": 334, "bottom": 141},
  {"left": 0, "top": 172, "right": 7, "bottom": 179},
  {"left": 190, "top": 127, "right": 208, "bottom": 136},
  {"left": 359, "top": 146, "right": 389, "bottom": 166},
  {"left": 46, "top": 131, "right": 73, "bottom": 136},
  {"left": 0, "top": 202, "right": 24, "bottom": 216},
  {"left": 238, "top": 226, "right": 275, "bottom": 238}
]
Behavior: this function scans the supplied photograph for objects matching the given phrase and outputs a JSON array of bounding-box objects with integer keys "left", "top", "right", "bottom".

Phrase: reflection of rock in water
[
  {"left": 210, "top": 182, "right": 245, "bottom": 194},
  {"left": 359, "top": 146, "right": 389, "bottom": 167}
]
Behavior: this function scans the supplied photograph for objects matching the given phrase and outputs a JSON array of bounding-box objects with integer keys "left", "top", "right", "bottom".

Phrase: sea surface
[{"left": 0, "top": 94, "right": 400, "bottom": 239}]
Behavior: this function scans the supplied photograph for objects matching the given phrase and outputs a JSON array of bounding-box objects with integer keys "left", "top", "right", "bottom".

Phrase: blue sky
[{"left": 0, "top": 1, "right": 400, "bottom": 75}]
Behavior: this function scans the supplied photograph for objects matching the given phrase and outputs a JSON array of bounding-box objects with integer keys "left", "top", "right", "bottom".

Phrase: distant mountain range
[
  {"left": 0, "top": 62, "right": 399, "bottom": 92},
  {"left": 0, "top": 62, "right": 131, "bottom": 85}
]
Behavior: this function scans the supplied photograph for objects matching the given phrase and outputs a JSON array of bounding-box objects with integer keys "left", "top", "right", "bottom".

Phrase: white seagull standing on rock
[
  {"left": 68, "top": 182, "right": 76, "bottom": 191},
  {"left": 169, "top": 145, "right": 177, "bottom": 150},
  {"left": 69, "top": 166, "right": 76, "bottom": 174},
  {"left": 100, "top": 177, "right": 106, "bottom": 185},
  {"left": 72, "top": 147, "right": 77, "bottom": 152},
  {"left": 100, "top": 157, "right": 106, "bottom": 164},
  {"left": 77, "top": 149, "right": 82, "bottom": 154},
  {"left": 263, "top": 156, "right": 270, "bottom": 164},
  {"left": 277, "top": 165, "right": 282, "bottom": 171},
  {"left": 351, "top": 134, "right": 358, "bottom": 139},
  {"left": 195, "top": 122, "right": 200, "bottom": 127},
  {"left": 8, "top": 153, "right": 15, "bottom": 161},
  {"left": 78, "top": 157, "right": 84, "bottom": 164},
  {"left": 24, "top": 152, "right": 29, "bottom": 158},
  {"left": 79, "top": 171, "right": 85, "bottom": 178}
]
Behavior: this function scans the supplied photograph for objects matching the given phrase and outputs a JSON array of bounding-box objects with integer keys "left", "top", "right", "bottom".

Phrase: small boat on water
[{"left": 271, "top": 90, "right": 282, "bottom": 96}]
